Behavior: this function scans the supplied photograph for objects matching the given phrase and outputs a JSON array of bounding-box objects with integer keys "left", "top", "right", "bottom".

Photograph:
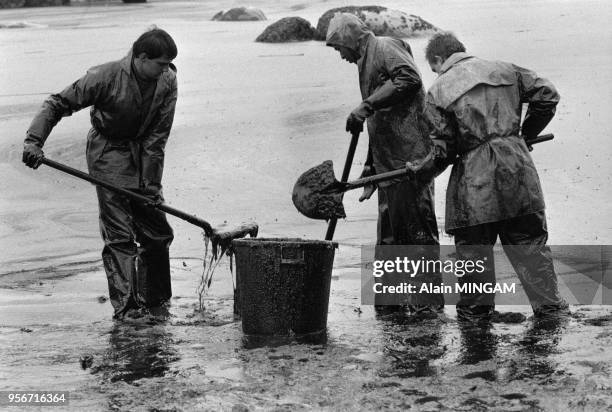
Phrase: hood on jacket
[{"left": 325, "top": 13, "right": 371, "bottom": 54}]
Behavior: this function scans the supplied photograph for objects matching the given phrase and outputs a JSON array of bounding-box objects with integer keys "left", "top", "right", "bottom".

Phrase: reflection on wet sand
[
  {"left": 83, "top": 302, "right": 570, "bottom": 396},
  {"left": 459, "top": 314, "right": 568, "bottom": 383},
  {"left": 91, "top": 319, "right": 179, "bottom": 384},
  {"left": 507, "top": 316, "right": 568, "bottom": 381},
  {"left": 241, "top": 330, "right": 328, "bottom": 350},
  {"left": 374, "top": 310, "right": 446, "bottom": 379},
  {"left": 458, "top": 323, "right": 498, "bottom": 366},
  {"left": 366, "top": 307, "right": 570, "bottom": 388}
]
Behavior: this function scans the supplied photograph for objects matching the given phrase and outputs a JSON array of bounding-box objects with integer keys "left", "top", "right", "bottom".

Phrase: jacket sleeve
[
  {"left": 513, "top": 64, "right": 560, "bottom": 139},
  {"left": 364, "top": 40, "right": 422, "bottom": 110},
  {"left": 425, "top": 93, "right": 458, "bottom": 173},
  {"left": 25, "top": 68, "right": 107, "bottom": 147},
  {"left": 140, "top": 75, "right": 177, "bottom": 194}
]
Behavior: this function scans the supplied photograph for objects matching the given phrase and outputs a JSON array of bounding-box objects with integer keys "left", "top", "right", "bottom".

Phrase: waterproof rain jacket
[
  {"left": 326, "top": 14, "right": 432, "bottom": 186},
  {"left": 25, "top": 52, "right": 177, "bottom": 317},
  {"left": 425, "top": 53, "right": 559, "bottom": 233},
  {"left": 327, "top": 14, "right": 443, "bottom": 309},
  {"left": 26, "top": 51, "right": 177, "bottom": 193}
]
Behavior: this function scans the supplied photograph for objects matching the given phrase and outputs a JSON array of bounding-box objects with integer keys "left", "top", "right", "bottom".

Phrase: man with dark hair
[
  {"left": 414, "top": 31, "right": 568, "bottom": 322},
  {"left": 424, "top": 32, "right": 466, "bottom": 64},
  {"left": 23, "top": 28, "right": 178, "bottom": 319},
  {"left": 326, "top": 14, "right": 443, "bottom": 314}
]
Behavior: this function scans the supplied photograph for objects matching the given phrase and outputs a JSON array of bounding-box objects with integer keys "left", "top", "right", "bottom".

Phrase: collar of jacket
[
  {"left": 358, "top": 32, "right": 373, "bottom": 62},
  {"left": 439, "top": 52, "right": 473, "bottom": 75},
  {"left": 429, "top": 53, "right": 515, "bottom": 110},
  {"left": 120, "top": 50, "right": 135, "bottom": 75},
  {"left": 117, "top": 50, "right": 176, "bottom": 140},
  {"left": 356, "top": 32, "right": 374, "bottom": 72}
]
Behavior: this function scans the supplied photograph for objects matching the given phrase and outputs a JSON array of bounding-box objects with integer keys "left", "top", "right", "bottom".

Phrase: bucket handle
[{"left": 280, "top": 245, "right": 305, "bottom": 265}]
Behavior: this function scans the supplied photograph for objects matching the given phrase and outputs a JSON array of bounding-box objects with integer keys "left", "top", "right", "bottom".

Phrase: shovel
[
  {"left": 292, "top": 153, "right": 432, "bottom": 221},
  {"left": 39, "top": 157, "right": 258, "bottom": 251},
  {"left": 324, "top": 131, "right": 360, "bottom": 240},
  {"left": 293, "top": 134, "right": 554, "bottom": 220}
]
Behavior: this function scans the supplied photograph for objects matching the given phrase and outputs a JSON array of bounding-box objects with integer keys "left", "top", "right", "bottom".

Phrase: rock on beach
[
  {"left": 315, "top": 6, "right": 440, "bottom": 40},
  {"left": 255, "top": 17, "right": 317, "bottom": 43},
  {"left": 212, "top": 7, "right": 267, "bottom": 21}
]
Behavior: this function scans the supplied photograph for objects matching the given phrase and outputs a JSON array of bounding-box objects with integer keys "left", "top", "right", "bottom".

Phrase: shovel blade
[{"left": 292, "top": 160, "right": 346, "bottom": 220}]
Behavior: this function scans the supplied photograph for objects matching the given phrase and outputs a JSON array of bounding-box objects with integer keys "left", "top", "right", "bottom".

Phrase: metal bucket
[{"left": 232, "top": 238, "right": 337, "bottom": 336}]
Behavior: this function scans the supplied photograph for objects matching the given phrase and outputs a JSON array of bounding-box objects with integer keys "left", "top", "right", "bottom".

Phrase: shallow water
[
  {"left": 1, "top": 260, "right": 611, "bottom": 410},
  {"left": 1, "top": 0, "right": 611, "bottom": 410}
]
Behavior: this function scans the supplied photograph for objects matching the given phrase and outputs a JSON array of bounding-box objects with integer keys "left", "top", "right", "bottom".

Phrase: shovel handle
[
  {"left": 344, "top": 168, "right": 408, "bottom": 190},
  {"left": 40, "top": 157, "right": 214, "bottom": 236},
  {"left": 340, "top": 153, "right": 431, "bottom": 191},
  {"left": 524, "top": 133, "right": 554, "bottom": 146},
  {"left": 339, "top": 133, "right": 555, "bottom": 192},
  {"left": 325, "top": 131, "right": 360, "bottom": 240}
]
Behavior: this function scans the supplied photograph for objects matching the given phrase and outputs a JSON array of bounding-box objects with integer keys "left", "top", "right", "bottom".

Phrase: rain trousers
[
  {"left": 425, "top": 52, "right": 567, "bottom": 318},
  {"left": 26, "top": 51, "right": 177, "bottom": 317},
  {"left": 327, "top": 14, "right": 442, "bottom": 309}
]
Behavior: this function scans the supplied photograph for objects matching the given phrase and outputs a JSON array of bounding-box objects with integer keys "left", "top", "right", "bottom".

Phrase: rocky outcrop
[
  {"left": 0, "top": 0, "right": 25, "bottom": 7},
  {"left": 25, "top": 0, "right": 66, "bottom": 5},
  {"left": 212, "top": 7, "right": 266, "bottom": 21},
  {"left": 0, "top": 0, "right": 66, "bottom": 7},
  {"left": 255, "top": 17, "right": 317, "bottom": 43},
  {"left": 315, "top": 6, "right": 439, "bottom": 40}
]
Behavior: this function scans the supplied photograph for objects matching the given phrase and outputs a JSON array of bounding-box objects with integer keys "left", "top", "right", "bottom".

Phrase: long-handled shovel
[
  {"left": 324, "top": 131, "right": 359, "bottom": 240},
  {"left": 39, "top": 157, "right": 258, "bottom": 251},
  {"left": 291, "top": 155, "right": 429, "bottom": 221},
  {"left": 293, "top": 134, "right": 554, "bottom": 220}
]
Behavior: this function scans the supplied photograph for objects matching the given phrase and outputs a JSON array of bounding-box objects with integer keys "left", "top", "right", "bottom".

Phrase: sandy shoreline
[
  {"left": 0, "top": 0, "right": 611, "bottom": 409},
  {"left": 1, "top": 0, "right": 611, "bottom": 277}
]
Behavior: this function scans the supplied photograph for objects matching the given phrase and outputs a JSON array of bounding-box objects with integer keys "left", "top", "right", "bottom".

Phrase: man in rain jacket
[
  {"left": 415, "top": 32, "right": 568, "bottom": 322},
  {"left": 326, "top": 14, "right": 443, "bottom": 313},
  {"left": 22, "top": 28, "right": 178, "bottom": 319}
]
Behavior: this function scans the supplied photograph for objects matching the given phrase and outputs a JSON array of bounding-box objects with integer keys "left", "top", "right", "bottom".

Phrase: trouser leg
[
  {"left": 453, "top": 223, "right": 497, "bottom": 322},
  {"left": 498, "top": 211, "right": 567, "bottom": 315},
  {"left": 376, "top": 180, "right": 443, "bottom": 309},
  {"left": 131, "top": 198, "right": 174, "bottom": 307},
  {"left": 377, "top": 180, "right": 439, "bottom": 245},
  {"left": 374, "top": 188, "right": 398, "bottom": 309},
  {"left": 96, "top": 187, "right": 139, "bottom": 317}
]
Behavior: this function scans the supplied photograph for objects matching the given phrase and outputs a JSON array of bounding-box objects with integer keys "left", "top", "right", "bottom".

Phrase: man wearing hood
[
  {"left": 414, "top": 32, "right": 568, "bottom": 322},
  {"left": 22, "top": 28, "right": 178, "bottom": 319},
  {"left": 326, "top": 14, "right": 443, "bottom": 313}
]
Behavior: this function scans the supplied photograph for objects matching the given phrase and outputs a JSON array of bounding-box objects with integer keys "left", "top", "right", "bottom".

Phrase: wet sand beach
[{"left": 1, "top": 0, "right": 611, "bottom": 410}]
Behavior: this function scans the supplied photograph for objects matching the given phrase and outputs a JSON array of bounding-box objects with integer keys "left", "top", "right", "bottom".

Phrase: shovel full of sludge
[
  {"left": 39, "top": 158, "right": 258, "bottom": 253},
  {"left": 292, "top": 133, "right": 555, "bottom": 220},
  {"left": 292, "top": 153, "right": 432, "bottom": 220}
]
